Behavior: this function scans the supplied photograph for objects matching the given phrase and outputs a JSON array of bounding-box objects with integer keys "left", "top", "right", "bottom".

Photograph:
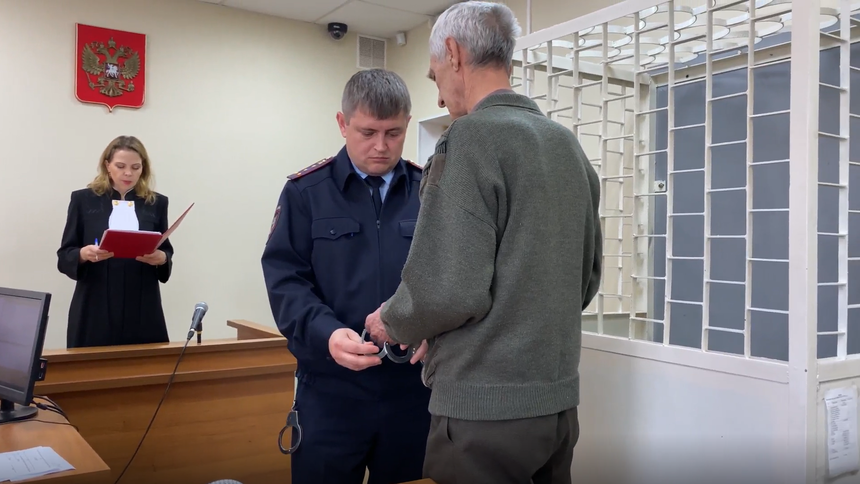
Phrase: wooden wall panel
[{"left": 35, "top": 322, "right": 296, "bottom": 484}]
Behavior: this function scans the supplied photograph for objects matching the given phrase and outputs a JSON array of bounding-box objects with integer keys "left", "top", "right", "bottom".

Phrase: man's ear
[
  {"left": 444, "top": 37, "right": 461, "bottom": 71},
  {"left": 336, "top": 112, "right": 348, "bottom": 138}
]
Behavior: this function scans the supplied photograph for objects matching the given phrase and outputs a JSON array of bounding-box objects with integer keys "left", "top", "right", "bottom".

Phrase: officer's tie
[{"left": 365, "top": 176, "right": 385, "bottom": 217}]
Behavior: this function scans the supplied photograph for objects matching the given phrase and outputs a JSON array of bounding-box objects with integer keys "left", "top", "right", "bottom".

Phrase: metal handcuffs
[
  {"left": 277, "top": 401, "right": 301, "bottom": 454},
  {"left": 277, "top": 332, "right": 416, "bottom": 455},
  {"left": 360, "top": 329, "right": 416, "bottom": 363}
]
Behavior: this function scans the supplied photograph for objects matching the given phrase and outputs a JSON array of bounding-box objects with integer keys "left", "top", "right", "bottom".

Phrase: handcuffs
[
  {"left": 278, "top": 400, "right": 301, "bottom": 455},
  {"left": 360, "top": 329, "right": 417, "bottom": 363},
  {"left": 276, "top": 330, "right": 417, "bottom": 455}
]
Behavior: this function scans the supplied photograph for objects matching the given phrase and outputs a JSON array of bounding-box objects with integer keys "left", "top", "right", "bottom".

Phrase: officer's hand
[
  {"left": 329, "top": 328, "right": 383, "bottom": 371},
  {"left": 401, "top": 340, "right": 428, "bottom": 365}
]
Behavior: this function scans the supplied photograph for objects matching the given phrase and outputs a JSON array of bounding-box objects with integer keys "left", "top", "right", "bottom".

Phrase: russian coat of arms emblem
[{"left": 75, "top": 24, "right": 146, "bottom": 112}]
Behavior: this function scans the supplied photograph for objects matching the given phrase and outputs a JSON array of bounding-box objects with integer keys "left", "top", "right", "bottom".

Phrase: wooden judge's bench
[
  {"left": 5, "top": 320, "right": 437, "bottom": 484},
  {"left": 30, "top": 319, "right": 296, "bottom": 484}
]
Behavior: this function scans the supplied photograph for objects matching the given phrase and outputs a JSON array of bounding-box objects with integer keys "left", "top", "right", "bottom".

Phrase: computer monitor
[{"left": 0, "top": 287, "right": 50, "bottom": 424}]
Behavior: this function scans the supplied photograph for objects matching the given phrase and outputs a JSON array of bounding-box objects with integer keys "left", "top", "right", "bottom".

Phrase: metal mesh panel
[{"left": 511, "top": 0, "right": 858, "bottom": 362}]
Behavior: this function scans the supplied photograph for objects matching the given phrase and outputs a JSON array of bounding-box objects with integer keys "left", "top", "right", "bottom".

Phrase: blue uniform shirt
[
  {"left": 352, "top": 162, "right": 394, "bottom": 201},
  {"left": 262, "top": 146, "right": 428, "bottom": 401}
]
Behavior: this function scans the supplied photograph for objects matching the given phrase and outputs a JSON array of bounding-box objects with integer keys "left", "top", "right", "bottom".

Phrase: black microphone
[{"left": 186, "top": 302, "right": 208, "bottom": 342}]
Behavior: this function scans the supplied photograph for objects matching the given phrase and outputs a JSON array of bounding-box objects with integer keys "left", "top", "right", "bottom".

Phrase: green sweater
[{"left": 381, "top": 91, "right": 602, "bottom": 421}]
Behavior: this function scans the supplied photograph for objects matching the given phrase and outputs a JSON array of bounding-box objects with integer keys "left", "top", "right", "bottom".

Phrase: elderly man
[
  {"left": 262, "top": 69, "right": 430, "bottom": 484},
  {"left": 364, "top": 2, "right": 602, "bottom": 484}
]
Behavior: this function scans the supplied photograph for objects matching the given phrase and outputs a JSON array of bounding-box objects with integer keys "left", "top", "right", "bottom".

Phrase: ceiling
[{"left": 197, "top": 0, "right": 462, "bottom": 39}]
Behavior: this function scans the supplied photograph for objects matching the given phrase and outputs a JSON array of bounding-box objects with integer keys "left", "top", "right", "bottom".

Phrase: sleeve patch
[
  {"left": 287, "top": 157, "right": 334, "bottom": 180},
  {"left": 268, "top": 205, "right": 281, "bottom": 241},
  {"left": 427, "top": 153, "right": 447, "bottom": 187}
]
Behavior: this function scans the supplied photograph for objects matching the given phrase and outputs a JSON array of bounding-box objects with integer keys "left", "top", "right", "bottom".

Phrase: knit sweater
[{"left": 380, "top": 91, "right": 602, "bottom": 421}]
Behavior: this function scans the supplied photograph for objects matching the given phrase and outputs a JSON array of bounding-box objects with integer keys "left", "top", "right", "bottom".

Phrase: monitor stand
[{"left": 0, "top": 398, "right": 38, "bottom": 424}]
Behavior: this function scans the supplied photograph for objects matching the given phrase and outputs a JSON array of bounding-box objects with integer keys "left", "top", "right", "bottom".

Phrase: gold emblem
[
  {"left": 113, "top": 200, "right": 119, "bottom": 206},
  {"left": 128, "top": 201, "right": 133, "bottom": 207},
  {"left": 81, "top": 37, "right": 140, "bottom": 97}
]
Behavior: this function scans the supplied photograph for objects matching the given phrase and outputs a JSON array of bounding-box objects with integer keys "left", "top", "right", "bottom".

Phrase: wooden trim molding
[
  {"left": 227, "top": 319, "right": 284, "bottom": 340},
  {"left": 38, "top": 338, "right": 294, "bottom": 394}
]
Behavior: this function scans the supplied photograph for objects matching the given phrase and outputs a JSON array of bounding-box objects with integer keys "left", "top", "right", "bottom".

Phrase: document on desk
[
  {"left": 825, "top": 386, "right": 860, "bottom": 478},
  {"left": 0, "top": 446, "right": 74, "bottom": 482}
]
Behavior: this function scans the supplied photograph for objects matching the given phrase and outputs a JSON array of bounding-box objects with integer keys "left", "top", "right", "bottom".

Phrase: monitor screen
[{"left": 0, "top": 291, "right": 47, "bottom": 403}]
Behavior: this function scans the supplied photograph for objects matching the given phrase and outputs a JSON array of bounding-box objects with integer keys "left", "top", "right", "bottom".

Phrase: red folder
[
  {"left": 98, "top": 203, "right": 194, "bottom": 259},
  {"left": 98, "top": 230, "right": 163, "bottom": 259}
]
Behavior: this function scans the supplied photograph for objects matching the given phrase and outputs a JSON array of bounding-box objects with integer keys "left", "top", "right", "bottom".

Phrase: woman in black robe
[{"left": 57, "top": 135, "right": 174, "bottom": 348}]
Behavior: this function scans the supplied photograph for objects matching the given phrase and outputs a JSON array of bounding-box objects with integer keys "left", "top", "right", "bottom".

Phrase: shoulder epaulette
[
  {"left": 287, "top": 157, "right": 334, "bottom": 181},
  {"left": 405, "top": 159, "right": 424, "bottom": 171}
]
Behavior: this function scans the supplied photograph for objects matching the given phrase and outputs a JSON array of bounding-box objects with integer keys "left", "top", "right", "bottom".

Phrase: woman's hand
[
  {"left": 79, "top": 245, "right": 114, "bottom": 263},
  {"left": 136, "top": 250, "right": 167, "bottom": 266}
]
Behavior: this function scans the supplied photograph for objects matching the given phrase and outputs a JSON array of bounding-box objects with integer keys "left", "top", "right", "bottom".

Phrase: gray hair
[
  {"left": 341, "top": 69, "right": 412, "bottom": 121},
  {"left": 429, "top": 2, "right": 522, "bottom": 69}
]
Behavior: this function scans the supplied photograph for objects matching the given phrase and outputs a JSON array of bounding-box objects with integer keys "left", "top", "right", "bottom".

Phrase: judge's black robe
[{"left": 57, "top": 188, "right": 174, "bottom": 348}]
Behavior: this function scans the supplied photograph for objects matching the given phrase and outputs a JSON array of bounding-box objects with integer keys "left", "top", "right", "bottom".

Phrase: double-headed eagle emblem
[{"left": 81, "top": 37, "right": 140, "bottom": 97}]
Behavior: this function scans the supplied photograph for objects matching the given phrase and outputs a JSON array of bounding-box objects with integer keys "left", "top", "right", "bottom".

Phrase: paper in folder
[{"left": 99, "top": 203, "right": 194, "bottom": 259}]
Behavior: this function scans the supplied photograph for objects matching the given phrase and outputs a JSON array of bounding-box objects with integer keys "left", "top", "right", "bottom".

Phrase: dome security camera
[{"left": 327, "top": 22, "right": 348, "bottom": 41}]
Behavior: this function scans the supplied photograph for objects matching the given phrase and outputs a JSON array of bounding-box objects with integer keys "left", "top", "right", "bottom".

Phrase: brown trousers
[{"left": 423, "top": 407, "right": 579, "bottom": 484}]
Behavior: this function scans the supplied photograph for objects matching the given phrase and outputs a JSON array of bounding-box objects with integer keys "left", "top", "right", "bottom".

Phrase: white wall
[
  {"left": 0, "top": 0, "right": 362, "bottom": 349},
  {"left": 577, "top": 347, "right": 790, "bottom": 484},
  {"left": 387, "top": 0, "right": 624, "bottom": 163},
  {"left": 386, "top": 21, "right": 446, "bottom": 164}
]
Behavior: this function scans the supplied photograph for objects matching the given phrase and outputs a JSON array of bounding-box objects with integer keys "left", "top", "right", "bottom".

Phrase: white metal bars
[
  {"left": 786, "top": 0, "right": 821, "bottom": 481},
  {"left": 815, "top": 0, "right": 857, "bottom": 360},
  {"left": 509, "top": 0, "right": 850, "bottom": 364}
]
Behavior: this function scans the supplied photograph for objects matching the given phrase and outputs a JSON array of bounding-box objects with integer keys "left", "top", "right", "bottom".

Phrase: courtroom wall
[
  {"left": 387, "top": 0, "right": 624, "bottom": 162},
  {"left": 0, "top": 0, "right": 362, "bottom": 348}
]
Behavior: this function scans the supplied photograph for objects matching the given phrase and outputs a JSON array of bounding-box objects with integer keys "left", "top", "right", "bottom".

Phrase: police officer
[{"left": 261, "top": 69, "right": 430, "bottom": 484}]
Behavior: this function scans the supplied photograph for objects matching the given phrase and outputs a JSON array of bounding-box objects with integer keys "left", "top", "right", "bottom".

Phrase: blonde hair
[{"left": 88, "top": 135, "right": 156, "bottom": 204}]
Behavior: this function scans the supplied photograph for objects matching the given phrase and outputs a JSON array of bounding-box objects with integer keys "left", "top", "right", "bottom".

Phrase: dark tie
[{"left": 365, "top": 176, "right": 384, "bottom": 217}]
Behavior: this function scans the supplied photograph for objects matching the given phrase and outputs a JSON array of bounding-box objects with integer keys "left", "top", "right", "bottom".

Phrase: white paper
[
  {"left": 825, "top": 386, "right": 860, "bottom": 478},
  {"left": 0, "top": 446, "right": 74, "bottom": 483}
]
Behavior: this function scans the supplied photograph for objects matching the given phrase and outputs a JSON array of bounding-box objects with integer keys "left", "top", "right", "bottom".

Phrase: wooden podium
[{"left": 35, "top": 320, "right": 296, "bottom": 484}]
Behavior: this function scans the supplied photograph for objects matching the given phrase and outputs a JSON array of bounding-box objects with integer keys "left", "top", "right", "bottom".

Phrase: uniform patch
[
  {"left": 268, "top": 205, "right": 281, "bottom": 241},
  {"left": 287, "top": 157, "right": 334, "bottom": 180},
  {"left": 426, "top": 153, "right": 447, "bottom": 187}
]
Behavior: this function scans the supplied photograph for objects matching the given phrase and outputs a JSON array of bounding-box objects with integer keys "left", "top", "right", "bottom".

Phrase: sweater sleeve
[{"left": 381, "top": 125, "right": 499, "bottom": 345}]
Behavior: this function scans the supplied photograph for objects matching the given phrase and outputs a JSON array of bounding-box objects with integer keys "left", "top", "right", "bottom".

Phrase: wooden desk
[
  {"left": 0, "top": 407, "right": 109, "bottom": 484},
  {"left": 36, "top": 320, "right": 296, "bottom": 484}
]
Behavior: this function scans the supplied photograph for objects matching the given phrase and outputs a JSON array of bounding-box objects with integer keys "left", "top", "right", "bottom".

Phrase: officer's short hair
[
  {"left": 341, "top": 69, "right": 412, "bottom": 121},
  {"left": 430, "top": 1, "right": 521, "bottom": 70}
]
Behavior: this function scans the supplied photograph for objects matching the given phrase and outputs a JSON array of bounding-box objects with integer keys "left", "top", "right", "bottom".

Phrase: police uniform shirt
[
  {"left": 352, "top": 162, "right": 394, "bottom": 202},
  {"left": 261, "top": 146, "right": 428, "bottom": 401}
]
